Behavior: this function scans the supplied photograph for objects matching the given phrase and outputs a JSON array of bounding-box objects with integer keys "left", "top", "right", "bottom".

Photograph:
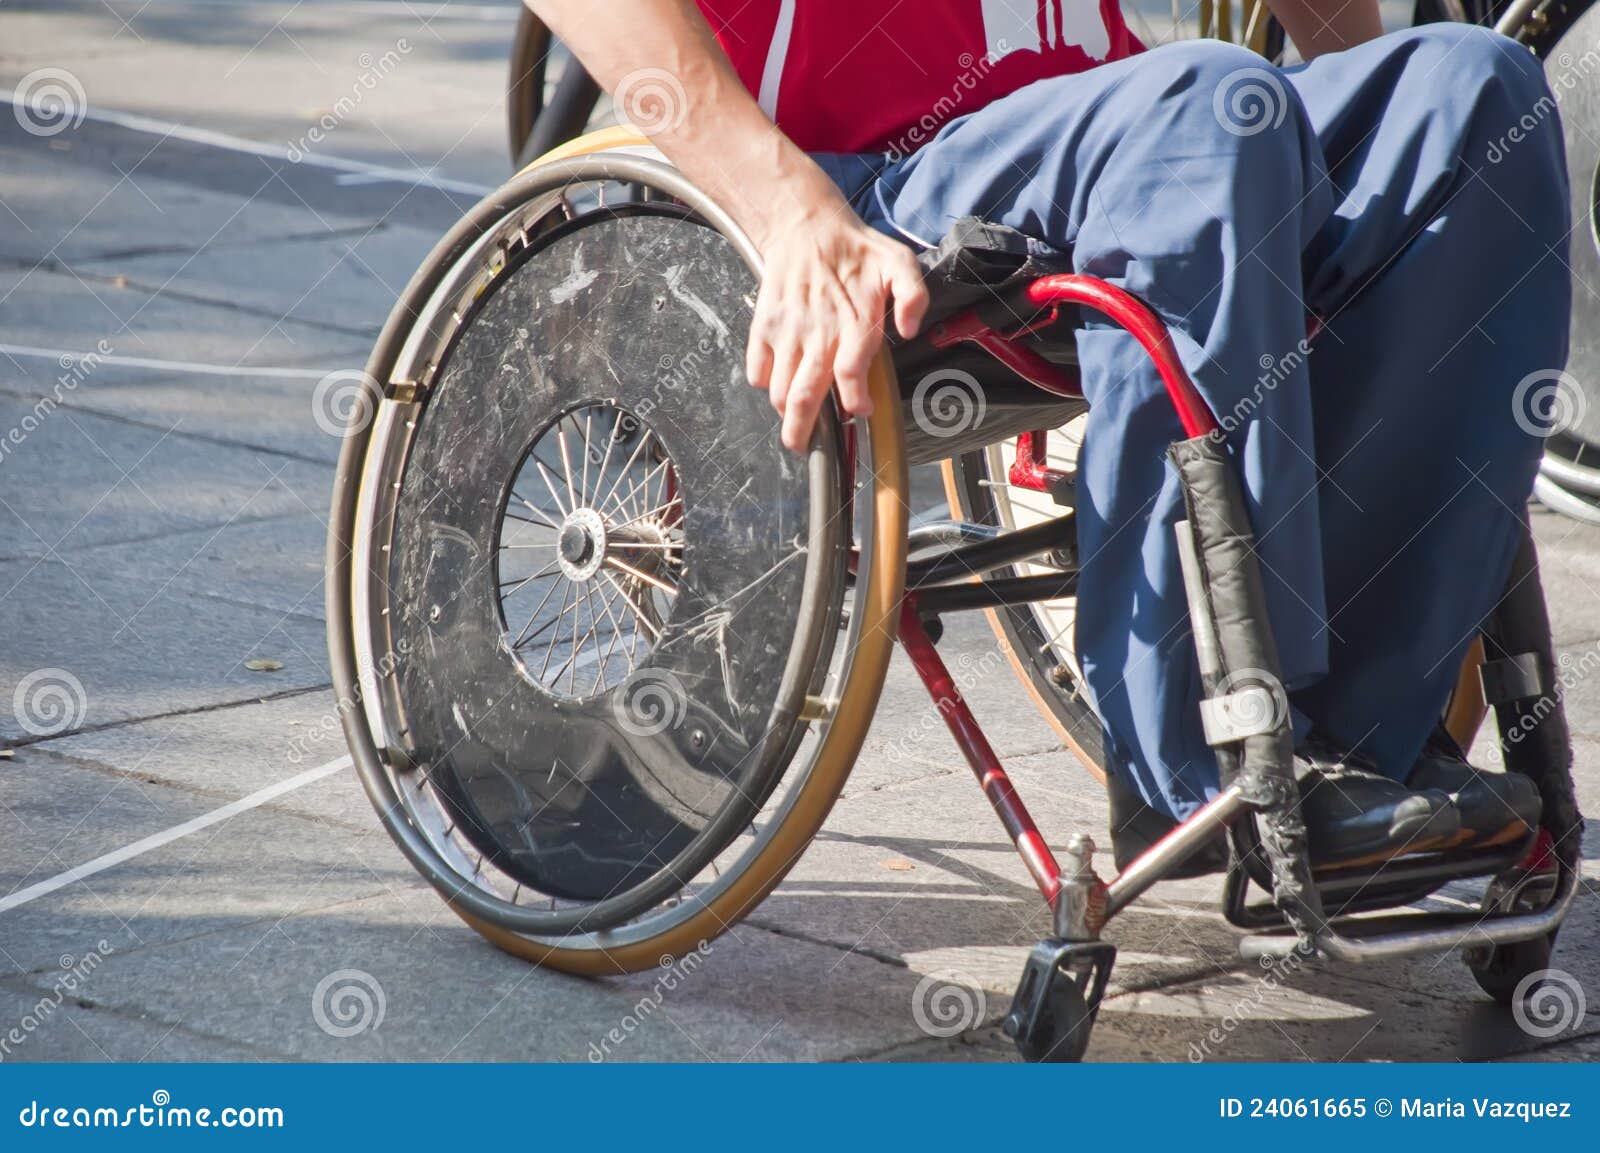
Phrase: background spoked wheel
[
  {"left": 329, "top": 144, "right": 908, "bottom": 974},
  {"left": 943, "top": 421, "right": 1108, "bottom": 780}
]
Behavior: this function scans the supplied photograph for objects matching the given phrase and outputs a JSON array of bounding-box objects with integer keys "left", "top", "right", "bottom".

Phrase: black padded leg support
[
  {"left": 1168, "top": 435, "right": 1326, "bottom": 939},
  {"left": 1484, "top": 528, "right": 1585, "bottom": 870}
]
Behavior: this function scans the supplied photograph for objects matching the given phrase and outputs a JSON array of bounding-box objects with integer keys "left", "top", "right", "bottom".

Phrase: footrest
[{"left": 1238, "top": 866, "right": 1575, "bottom": 963}]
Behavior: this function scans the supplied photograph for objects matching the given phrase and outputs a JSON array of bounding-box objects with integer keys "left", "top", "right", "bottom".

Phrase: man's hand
[
  {"left": 531, "top": 0, "right": 928, "bottom": 453},
  {"left": 746, "top": 194, "right": 928, "bottom": 452}
]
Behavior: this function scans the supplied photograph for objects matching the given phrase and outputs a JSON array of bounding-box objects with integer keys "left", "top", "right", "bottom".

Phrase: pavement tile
[
  {"left": 0, "top": 555, "right": 329, "bottom": 742},
  {"left": 42, "top": 692, "right": 374, "bottom": 832},
  {"left": 0, "top": 396, "right": 330, "bottom": 560},
  {"left": 0, "top": 751, "right": 415, "bottom": 975},
  {"left": 0, "top": 983, "right": 275, "bottom": 1062}
]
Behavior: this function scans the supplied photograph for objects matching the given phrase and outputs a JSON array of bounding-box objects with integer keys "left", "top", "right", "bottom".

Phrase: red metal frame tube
[
  {"left": 1024, "top": 274, "right": 1218, "bottom": 438},
  {"left": 897, "top": 598, "right": 1063, "bottom": 902}
]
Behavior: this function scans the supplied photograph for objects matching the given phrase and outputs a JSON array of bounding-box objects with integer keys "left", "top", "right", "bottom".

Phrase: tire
[
  {"left": 506, "top": 5, "right": 551, "bottom": 168},
  {"left": 329, "top": 138, "right": 909, "bottom": 975},
  {"left": 507, "top": 11, "right": 602, "bottom": 170}
]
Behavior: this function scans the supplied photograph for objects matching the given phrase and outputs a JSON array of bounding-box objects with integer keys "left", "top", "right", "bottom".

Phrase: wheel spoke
[
  {"left": 509, "top": 494, "right": 560, "bottom": 528},
  {"left": 533, "top": 456, "right": 571, "bottom": 518},
  {"left": 604, "top": 555, "right": 677, "bottom": 597},
  {"left": 609, "top": 496, "right": 683, "bottom": 532},
  {"left": 606, "top": 454, "right": 669, "bottom": 522},
  {"left": 557, "top": 421, "right": 580, "bottom": 512},
  {"left": 512, "top": 567, "right": 567, "bottom": 647},
  {"left": 536, "top": 583, "right": 577, "bottom": 677},
  {"left": 591, "top": 409, "right": 623, "bottom": 512},
  {"left": 601, "top": 570, "right": 663, "bottom": 641},
  {"left": 580, "top": 408, "right": 595, "bottom": 504},
  {"left": 500, "top": 562, "right": 560, "bottom": 598},
  {"left": 594, "top": 428, "right": 654, "bottom": 513}
]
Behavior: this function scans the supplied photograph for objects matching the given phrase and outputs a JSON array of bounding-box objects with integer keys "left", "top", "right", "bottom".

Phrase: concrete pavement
[{"left": 1, "top": 0, "right": 1595, "bottom": 1063}]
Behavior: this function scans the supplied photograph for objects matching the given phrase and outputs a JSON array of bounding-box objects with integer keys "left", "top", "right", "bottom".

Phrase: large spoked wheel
[{"left": 328, "top": 141, "right": 908, "bottom": 974}]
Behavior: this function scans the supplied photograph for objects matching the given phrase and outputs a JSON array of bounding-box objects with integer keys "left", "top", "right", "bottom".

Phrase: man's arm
[
  {"left": 528, "top": 1, "right": 927, "bottom": 452},
  {"left": 1263, "top": 0, "right": 1385, "bottom": 59}
]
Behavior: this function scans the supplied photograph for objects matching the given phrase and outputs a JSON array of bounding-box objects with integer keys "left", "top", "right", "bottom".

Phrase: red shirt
[{"left": 694, "top": 0, "right": 1139, "bottom": 154}]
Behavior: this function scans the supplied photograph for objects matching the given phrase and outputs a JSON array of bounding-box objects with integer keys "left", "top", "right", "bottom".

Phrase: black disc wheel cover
[{"left": 388, "top": 209, "right": 832, "bottom": 910}]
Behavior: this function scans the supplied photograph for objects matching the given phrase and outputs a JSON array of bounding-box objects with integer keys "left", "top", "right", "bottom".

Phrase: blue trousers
[{"left": 817, "top": 25, "right": 1571, "bottom": 819}]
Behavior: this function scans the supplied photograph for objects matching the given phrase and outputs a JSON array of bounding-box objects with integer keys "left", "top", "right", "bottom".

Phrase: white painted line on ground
[
  {"left": 0, "top": 755, "right": 352, "bottom": 915},
  {"left": 0, "top": 342, "right": 338, "bottom": 380},
  {"left": 0, "top": 88, "right": 496, "bottom": 199}
]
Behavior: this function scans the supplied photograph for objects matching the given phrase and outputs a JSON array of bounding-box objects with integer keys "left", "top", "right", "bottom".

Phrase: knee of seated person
[
  {"left": 1396, "top": 23, "right": 1553, "bottom": 122},
  {"left": 1123, "top": 39, "right": 1309, "bottom": 154}
]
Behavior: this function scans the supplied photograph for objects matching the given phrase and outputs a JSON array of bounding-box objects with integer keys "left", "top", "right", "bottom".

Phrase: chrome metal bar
[
  {"left": 1103, "top": 784, "right": 1248, "bottom": 918},
  {"left": 1538, "top": 451, "right": 1600, "bottom": 497},
  {"left": 906, "top": 520, "right": 1000, "bottom": 556},
  {"left": 1494, "top": 0, "right": 1543, "bottom": 37},
  {"left": 1239, "top": 868, "right": 1577, "bottom": 962}
]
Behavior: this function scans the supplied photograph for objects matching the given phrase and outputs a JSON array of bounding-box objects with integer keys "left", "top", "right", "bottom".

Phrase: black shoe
[
  {"left": 1407, "top": 730, "right": 1541, "bottom": 849},
  {"left": 1107, "top": 773, "right": 1228, "bottom": 877},
  {"left": 1294, "top": 735, "right": 1460, "bottom": 867},
  {"left": 1107, "top": 735, "right": 1461, "bottom": 876}
]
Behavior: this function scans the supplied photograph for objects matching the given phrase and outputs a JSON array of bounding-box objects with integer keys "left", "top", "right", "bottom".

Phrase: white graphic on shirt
[
  {"left": 980, "top": 0, "right": 1110, "bottom": 64},
  {"left": 758, "top": 0, "right": 798, "bottom": 120}
]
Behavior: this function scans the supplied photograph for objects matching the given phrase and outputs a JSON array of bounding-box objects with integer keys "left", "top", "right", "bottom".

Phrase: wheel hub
[{"left": 556, "top": 507, "right": 607, "bottom": 581}]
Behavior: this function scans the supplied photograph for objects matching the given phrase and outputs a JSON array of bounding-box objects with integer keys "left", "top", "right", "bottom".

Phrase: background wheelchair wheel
[
  {"left": 943, "top": 422, "right": 1105, "bottom": 782},
  {"left": 1529, "top": 1, "right": 1600, "bottom": 521},
  {"left": 329, "top": 145, "right": 909, "bottom": 974}
]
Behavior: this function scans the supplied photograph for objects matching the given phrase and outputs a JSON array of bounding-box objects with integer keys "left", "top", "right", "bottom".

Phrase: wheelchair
[{"left": 327, "top": 127, "right": 1584, "bottom": 1062}]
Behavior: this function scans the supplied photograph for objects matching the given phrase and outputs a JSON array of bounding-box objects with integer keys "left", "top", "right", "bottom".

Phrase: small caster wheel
[
  {"left": 1009, "top": 976, "right": 1092, "bottom": 1063},
  {"left": 1468, "top": 931, "right": 1557, "bottom": 1006},
  {"left": 1468, "top": 864, "right": 1562, "bottom": 1006},
  {"left": 1002, "top": 939, "right": 1114, "bottom": 1064}
]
